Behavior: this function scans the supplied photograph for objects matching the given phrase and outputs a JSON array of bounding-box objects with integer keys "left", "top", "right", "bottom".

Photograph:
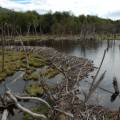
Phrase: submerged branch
[
  {"left": 85, "top": 71, "right": 106, "bottom": 102},
  {"left": 89, "top": 48, "right": 107, "bottom": 91}
]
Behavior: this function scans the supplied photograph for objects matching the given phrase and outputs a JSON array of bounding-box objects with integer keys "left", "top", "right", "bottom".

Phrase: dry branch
[
  {"left": 6, "top": 91, "right": 47, "bottom": 119},
  {"left": 15, "top": 95, "right": 51, "bottom": 108},
  {"left": 90, "top": 48, "right": 107, "bottom": 91},
  {"left": 85, "top": 71, "right": 106, "bottom": 102},
  {"left": 1, "top": 109, "right": 8, "bottom": 120},
  {"left": 55, "top": 108, "right": 74, "bottom": 118}
]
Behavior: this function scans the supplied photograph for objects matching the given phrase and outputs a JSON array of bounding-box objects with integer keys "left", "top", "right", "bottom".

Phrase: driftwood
[
  {"left": 0, "top": 46, "right": 113, "bottom": 120},
  {"left": 1, "top": 109, "right": 8, "bottom": 120},
  {"left": 5, "top": 90, "right": 48, "bottom": 119},
  {"left": 89, "top": 48, "right": 107, "bottom": 91},
  {"left": 0, "top": 88, "right": 75, "bottom": 120},
  {"left": 15, "top": 95, "right": 51, "bottom": 108},
  {"left": 54, "top": 108, "right": 74, "bottom": 118},
  {"left": 85, "top": 71, "right": 106, "bottom": 102},
  {"left": 6, "top": 91, "right": 47, "bottom": 119}
]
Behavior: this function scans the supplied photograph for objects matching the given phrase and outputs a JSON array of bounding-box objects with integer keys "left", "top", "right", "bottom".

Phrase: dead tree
[{"left": 1, "top": 24, "right": 5, "bottom": 72}]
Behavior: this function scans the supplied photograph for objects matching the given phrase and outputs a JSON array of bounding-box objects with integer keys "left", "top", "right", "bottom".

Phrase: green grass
[
  {"left": 0, "top": 50, "right": 46, "bottom": 81},
  {"left": 0, "top": 50, "right": 26, "bottom": 81},
  {"left": 25, "top": 71, "right": 39, "bottom": 80},
  {"left": 15, "top": 34, "right": 120, "bottom": 41},
  {"left": 29, "top": 57, "right": 45, "bottom": 68},
  {"left": 15, "top": 35, "right": 52, "bottom": 41},
  {"left": 0, "top": 49, "right": 59, "bottom": 81},
  {"left": 95, "top": 34, "right": 120, "bottom": 40}
]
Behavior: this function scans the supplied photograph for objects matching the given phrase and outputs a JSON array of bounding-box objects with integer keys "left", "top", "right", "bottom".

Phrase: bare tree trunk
[
  {"left": 19, "top": 28, "right": 29, "bottom": 68},
  {"left": 27, "top": 24, "right": 31, "bottom": 35},
  {"left": 1, "top": 24, "right": 5, "bottom": 72},
  {"left": 39, "top": 24, "right": 42, "bottom": 35},
  {"left": 34, "top": 24, "right": 37, "bottom": 36},
  {"left": 7, "top": 25, "right": 10, "bottom": 37}
]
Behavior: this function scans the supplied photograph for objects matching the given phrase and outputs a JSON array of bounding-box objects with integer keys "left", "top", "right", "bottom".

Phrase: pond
[
  {"left": 41, "top": 39, "right": 120, "bottom": 111},
  {"left": 2, "top": 39, "right": 120, "bottom": 112},
  {"left": 0, "top": 71, "right": 40, "bottom": 120},
  {"left": 0, "top": 69, "right": 63, "bottom": 119}
]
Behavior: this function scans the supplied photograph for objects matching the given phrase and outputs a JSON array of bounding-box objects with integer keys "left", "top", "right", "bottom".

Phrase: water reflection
[
  {"left": 41, "top": 39, "right": 120, "bottom": 111},
  {"left": 13, "top": 39, "right": 120, "bottom": 111},
  {"left": 111, "top": 77, "right": 119, "bottom": 102}
]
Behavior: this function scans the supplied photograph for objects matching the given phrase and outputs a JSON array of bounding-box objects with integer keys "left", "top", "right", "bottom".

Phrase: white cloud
[{"left": 0, "top": 0, "right": 120, "bottom": 19}]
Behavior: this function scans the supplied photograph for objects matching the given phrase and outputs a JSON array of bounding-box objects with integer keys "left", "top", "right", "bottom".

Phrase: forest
[
  {"left": 0, "top": 6, "right": 120, "bottom": 36},
  {"left": 0, "top": 5, "right": 120, "bottom": 120}
]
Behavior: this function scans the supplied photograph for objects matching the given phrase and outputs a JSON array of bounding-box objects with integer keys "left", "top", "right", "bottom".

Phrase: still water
[
  {"left": 43, "top": 39, "right": 120, "bottom": 111},
  {"left": 0, "top": 70, "right": 63, "bottom": 119},
  {"left": 3, "top": 39, "right": 120, "bottom": 111}
]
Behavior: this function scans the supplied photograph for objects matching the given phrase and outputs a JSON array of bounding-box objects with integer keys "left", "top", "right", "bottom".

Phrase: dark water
[
  {"left": 0, "top": 71, "right": 39, "bottom": 120},
  {"left": 0, "top": 71, "right": 26, "bottom": 95},
  {"left": 0, "top": 69, "right": 64, "bottom": 119},
  {"left": 42, "top": 39, "right": 120, "bottom": 111}
]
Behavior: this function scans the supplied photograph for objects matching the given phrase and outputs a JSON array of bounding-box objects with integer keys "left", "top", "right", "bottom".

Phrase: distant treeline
[{"left": 0, "top": 7, "right": 120, "bottom": 36}]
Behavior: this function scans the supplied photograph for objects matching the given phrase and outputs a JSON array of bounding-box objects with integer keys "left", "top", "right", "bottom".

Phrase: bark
[
  {"left": 1, "top": 109, "right": 9, "bottom": 120},
  {"left": 27, "top": 24, "right": 31, "bottom": 35},
  {"left": 1, "top": 24, "right": 5, "bottom": 72},
  {"left": 15, "top": 95, "right": 51, "bottom": 108},
  {"left": 6, "top": 91, "right": 47, "bottom": 119}
]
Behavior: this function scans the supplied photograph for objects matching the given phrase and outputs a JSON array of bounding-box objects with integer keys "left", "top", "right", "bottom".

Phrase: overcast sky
[{"left": 0, "top": 0, "right": 120, "bottom": 20}]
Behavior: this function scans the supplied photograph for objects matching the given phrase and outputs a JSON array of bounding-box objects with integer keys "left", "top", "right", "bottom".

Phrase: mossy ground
[
  {"left": 40, "top": 67, "right": 59, "bottom": 79},
  {"left": 0, "top": 50, "right": 26, "bottom": 81},
  {"left": 0, "top": 49, "right": 59, "bottom": 81},
  {"left": 24, "top": 66, "right": 59, "bottom": 81},
  {"left": 23, "top": 103, "right": 50, "bottom": 120},
  {"left": 25, "top": 83, "right": 44, "bottom": 96}
]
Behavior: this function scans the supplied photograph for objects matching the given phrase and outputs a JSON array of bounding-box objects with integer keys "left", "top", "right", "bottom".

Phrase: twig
[{"left": 55, "top": 108, "right": 74, "bottom": 118}]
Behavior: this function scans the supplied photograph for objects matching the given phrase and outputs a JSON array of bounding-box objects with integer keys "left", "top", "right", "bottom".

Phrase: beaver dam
[
  {"left": 12, "top": 39, "right": 120, "bottom": 110},
  {"left": 36, "top": 39, "right": 120, "bottom": 111},
  {"left": 0, "top": 46, "right": 95, "bottom": 120},
  {"left": 0, "top": 40, "right": 120, "bottom": 120}
]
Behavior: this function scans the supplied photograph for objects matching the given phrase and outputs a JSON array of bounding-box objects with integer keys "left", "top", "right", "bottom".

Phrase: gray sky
[{"left": 0, "top": 0, "right": 120, "bottom": 20}]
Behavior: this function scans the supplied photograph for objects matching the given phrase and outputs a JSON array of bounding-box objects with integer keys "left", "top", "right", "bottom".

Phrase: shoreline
[
  {"left": 0, "top": 46, "right": 119, "bottom": 119},
  {"left": 1, "top": 34, "right": 120, "bottom": 46}
]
